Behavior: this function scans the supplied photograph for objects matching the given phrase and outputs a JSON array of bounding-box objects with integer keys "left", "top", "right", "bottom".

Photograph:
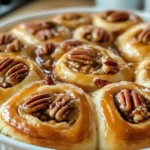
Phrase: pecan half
[
  {"left": 0, "top": 33, "right": 23, "bottom": 52},
  {"left": 61, "top": 39, "right": 82, "bottom": 51},
  {"left": 115, "top": 89, "right": 150, "bottom": 123},
  {"left": 0, "top": 58, "right": 29, "bottom": 88},
  {"left": 48, "top": 94, "right": 75, "bottom": 122},
  {"left": 60, "top": 13, "right": 81, "bottom": 20},
  {"left": 22, "top": 93, "right": 52, "bottom": 114},
  {"left": 101, "top": 56, "right": 119, "bottom": 74},
  {"left": 136, "top": 29, "right": 150, "bottom": 44},
  {"left": 101, "top": 10, "right": 129, "bottom": 22},
  {"left": 37, "top": 43, "right": 56, "bottom": 56},
  {"left": 93, "top": 77, "right": 109, "bottom": 88},
  {"left": 68, "top": 48, "right": 97, "bottom": 65},
  {"left": 84, "top": 27, "right": 109, "bottom": 43}
]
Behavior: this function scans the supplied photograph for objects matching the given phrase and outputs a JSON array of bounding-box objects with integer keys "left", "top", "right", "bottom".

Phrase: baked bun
[
  {"left": 0, "top": 80, "right": 96, "bottom": 149},
  {"left": 135, "top": 57, "right": 150, "bottom": 88},
  {"left": 0, "top": 53, "right": 44, "bottom": 105},
  {"left": 92, "top": 10, "right": 143, "bottom": 36},
  {"left": 53, "top": 45, "right": 134, "bottom": 92},
  {"left": 116, "top": 23, "right": 150, "bottom": 63},
  {"left": 92, "top": 81, "right": 150, "bottom": 150},
  {"left": 73, "top": 25, "right": 114, "bottom": 48},
  {"left": 51, "top": 13, "right": 91, "bottom": 29},
  {"left": 10, "top": 20, "right": 72, "bottom": 45},
  {"left": 0, "top": 32, "right": 35, "bottom": 58}
]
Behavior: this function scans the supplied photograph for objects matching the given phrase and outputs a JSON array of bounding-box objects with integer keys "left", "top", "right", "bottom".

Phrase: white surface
[{"left": 0, "top": 7, "right": 150, "bottom": 150}]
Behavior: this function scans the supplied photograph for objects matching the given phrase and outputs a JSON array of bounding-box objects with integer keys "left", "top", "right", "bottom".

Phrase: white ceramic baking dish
[{"left": 0, "top": 7, "right": 150, "bottom": 150}]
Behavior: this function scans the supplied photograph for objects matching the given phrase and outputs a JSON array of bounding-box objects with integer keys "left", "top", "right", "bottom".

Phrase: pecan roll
[
  {"left": 54, "top": 45, "right": 134, "bottom": 92},
  {"left": 0, "top": 82, "right": 95, "bottom": 149},
  {"left": 24, "top": 21, "right": 71, "bottom": 41},
  {"left": 136, "top": 29, "right": 150, "bottom": 44},
  {"left": 0, "top": 33, "right": 24, "bottom": 52},
  {"left": 73, "top": 25, "right": 113, "bottom": 48},
  {"left": 115, "top": 89, "right": 150, "bottom": 123},
  {"left": 0, "top": 58, "right": 29, "bottom": 88},
  {"left": 101, "top": 10, "right": 129, "bottom": 22},
  {"left": 93, "top": 10, "right": 142, "bottom": 36},
  {"left": 67, "top": 48, "right": 119, "bottom": 74}
]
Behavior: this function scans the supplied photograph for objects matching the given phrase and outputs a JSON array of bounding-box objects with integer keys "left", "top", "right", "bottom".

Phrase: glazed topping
[
  {"left": 37, "top": 42, "right": 56, "bottom": 56},
  {"left": 67, "top": 48, "right": 119, "bottom": 74},
  {"left": 0, "top": 58, "right": 29, "bottom": 88},
  {"left": 101, "top": 10, "right": 129, "bottom": 22},
  {"left": 59, "top": 13, "right": 81, "bottom": 20},
  {"left": 22, "top": 93, "right": 77, "bottom": 124},
  {"left": 0, "top": 33, "right": 24, "bottom": 52},
  {"left": 115, "top": 89, "right": 150, "bottom": 124},
  {"left": 136, "top": 29, "right": 150, "bottom": 44},
  {"left": 93, "top": 77, "right": 109, "bottom": 88},
  {"left": 83, "top": 27, "right": 110, "bottom": 43},
  {"left": 25, "top": 21, "right": 68, "bottom": 41},
  {"left": 61, "top": 39, "right": 82, "bottom": 51}
]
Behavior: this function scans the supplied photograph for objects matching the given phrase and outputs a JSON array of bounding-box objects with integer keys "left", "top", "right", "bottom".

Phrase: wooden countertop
[{"left": 1, "top": 0, "right": 94, "bottom": 23}]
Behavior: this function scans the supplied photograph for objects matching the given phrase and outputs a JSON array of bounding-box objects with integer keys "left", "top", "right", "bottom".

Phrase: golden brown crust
[
  {"left": 0, "top": 82, "right": 96, "bottom": 149},
  {"left": 92, "top": 10, "right": 143, "bottom": 36},
  {"left": 135, "top": 57, "right": 150, "bottom": 88},
  {"left": 92, "top": 81, "right": 150, "bottom": 150},
  {"left": 116, "top": 23, "right": 150, "bottom": 63},
  {"left": 53, "top": 45, "right": 134, "bottom": 93}
]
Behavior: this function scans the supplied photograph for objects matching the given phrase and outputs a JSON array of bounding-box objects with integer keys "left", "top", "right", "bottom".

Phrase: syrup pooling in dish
[
  {"left": 67, "top": 47, "right": 119, "bottom": 74},
  {"left": 0, "top": 58, "right": 29, "bottom": 88},
  {"left": 115, "top": 89, "right": 150, "bottom": 124}
]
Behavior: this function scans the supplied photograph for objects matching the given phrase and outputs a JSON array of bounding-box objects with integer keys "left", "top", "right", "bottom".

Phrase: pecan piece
[
  {"left": 22, "top": 93, "right": 52, "bottom": 114},
  {"left": 115, "top": 89, "right": 150, "bottom": 123},
  {"left": 101, "top": 56, "right": 119, "bottom": 73},
  {"left": 44, "top": 75, "right": 54, "bottom": 85},
  {"left": 49, "top": 94, "right": 75, "bottom": 122},
  {"left": 93, "top": 77, "right": 109, "bottom": 88},
  {"left": 136, "top": 29, "right": 150, "bottom": 44},
  {"left": 37, "top": 43, "right": 56, "bottom": 56},
  {"left": 0, "top": 58, "right": 29, "bottom": 88},
  {"left": 68, "top": 48, "right": 97, "bottom": 65},
  {"left": 0, "top": 33, "right": 15, "bottom": 46},
  {"left": 84, "top": 28, "right": 109, "bottom": 43},
  {"left": 101, "top": 10, "right": 129, "bottom": 22}
]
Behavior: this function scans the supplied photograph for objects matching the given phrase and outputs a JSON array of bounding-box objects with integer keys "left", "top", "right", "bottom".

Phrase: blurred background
[{"left": 0, "top": 0, "right": 149, "bottom": 23}]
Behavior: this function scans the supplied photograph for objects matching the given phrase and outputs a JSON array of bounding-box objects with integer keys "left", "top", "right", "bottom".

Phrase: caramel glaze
[
  {"left": 1, "top": 82, "right": 94, "bottom": 148},
  {"left": 100, "top": 82, "right": 150, "bottom": 141}
]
